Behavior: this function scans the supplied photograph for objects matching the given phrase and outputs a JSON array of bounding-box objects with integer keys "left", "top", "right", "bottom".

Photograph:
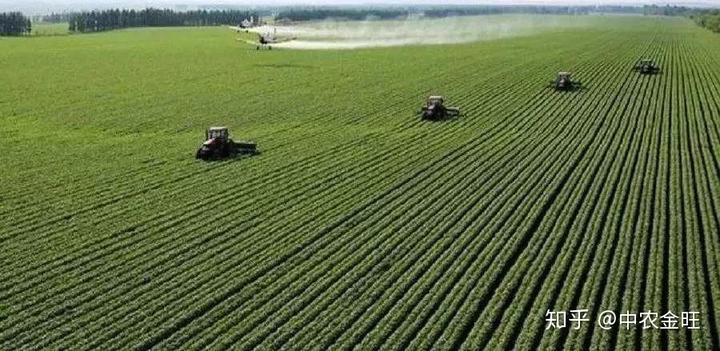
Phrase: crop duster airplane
[{"left": 232, "top": 27, "right": 296, "bottom": 50}]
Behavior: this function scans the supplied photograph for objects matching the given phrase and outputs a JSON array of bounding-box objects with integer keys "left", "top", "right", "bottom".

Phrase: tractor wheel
[
  {"left": 196, "top": 147, "right": 210, "bottom": 160},
  {"left": 269, "top": 46, "right": 272, "bottom": 50},
  {"left": 214, "top": 148, "right": 225, "bottom": 159}
]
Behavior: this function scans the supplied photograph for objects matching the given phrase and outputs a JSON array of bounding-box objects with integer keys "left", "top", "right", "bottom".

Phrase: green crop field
[{"left": 1, "top": 14, "right": 719, "bottom": 350}]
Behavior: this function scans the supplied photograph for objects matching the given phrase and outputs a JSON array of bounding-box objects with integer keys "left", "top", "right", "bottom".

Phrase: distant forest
[
  {"left": 643, "top": 5, "right": 720, "bottom": 33},
  {"left": 58, "top": 9, "right": 258, "bottom": 33},
  {"left": 271, "top": 5, "right": 638, "bottom": 22},
  {"left": 0, "top": 12, "right": 32, "bottom": 36},
  {"left": 695, "top": 12, "right": 720, "bottom": 33},
  {"left": 39, "top": 6, "right": 615, "bottom": 34}
]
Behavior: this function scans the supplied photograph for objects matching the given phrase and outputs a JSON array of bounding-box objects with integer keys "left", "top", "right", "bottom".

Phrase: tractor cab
[
  {"left": 206, "top": 127, "right": 229, "bottom": 142},
  {"left": 552, "top": 72, "right": 581, "bottom": 91},
  {"left": 421, "top": 95, "right": 460, "bottom": 120},
  {"left": 557, "top": 72, "right": 572, "bottom": 86},
  {"left": 634, "top": 59, "right": 660, "bottom": 74},
  {"left": 426, "top": 96, "right": 444, "bottom": 107}
]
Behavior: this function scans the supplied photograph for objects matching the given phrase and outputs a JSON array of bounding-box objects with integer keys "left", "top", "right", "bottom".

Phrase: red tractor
[{"left": 196, "top": 127, "right": 257, "bottom": 160}]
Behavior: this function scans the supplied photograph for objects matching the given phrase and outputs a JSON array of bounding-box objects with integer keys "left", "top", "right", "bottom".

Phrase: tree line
[
  {"left": 689, "top": 9, "right": 720, "bottom": 33},
  {"left": 20, "top": 5, "right": 720, "bottom": 36},
  {"left": 68, "top": 9, "right": 258, "bottom": 33},
  {"left": 642, "top": 5, "right": 720, "bottom": 33},
  {"left": 0, "top": 12, "right": 31, "bottom": 36},
  {"left": 274, "top": 8, "right": 406, "bottom": 22},
  {"left": 694, "top": 11, "right": 720, "bottom": 33},
  {"left": 40, "top": 12, "right": 76, "bottom": 23},
  {"left": 420, "top": 5, "right": 594, "bottom": 18},
  {"left": 271, "top": 5, "right": 651, "bottom": 22}
]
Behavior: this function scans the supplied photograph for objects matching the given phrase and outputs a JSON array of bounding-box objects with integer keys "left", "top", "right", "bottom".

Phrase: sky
[{"left": 1, "top": 0, "right": 718, "bottom": 15}]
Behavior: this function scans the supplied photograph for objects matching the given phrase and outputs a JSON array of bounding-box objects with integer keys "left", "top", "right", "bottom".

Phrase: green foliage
[
  {"left": 68, "top": 8, "right": 258, "bottom": 33},
  {"left": 695, "top": 12, "right": 720, "bottom": 33},
  {"left": 0, "top": 15, "right": 719, "bottom": 351},
  {"left": 273, "top": 5, "right": 640, "bottom": 21},
  {"left": 0, "top": 12, "right": 32, "bottom": 36},
  {"left": 643, "top": 5, "right": 720, "bottom": 33}
]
